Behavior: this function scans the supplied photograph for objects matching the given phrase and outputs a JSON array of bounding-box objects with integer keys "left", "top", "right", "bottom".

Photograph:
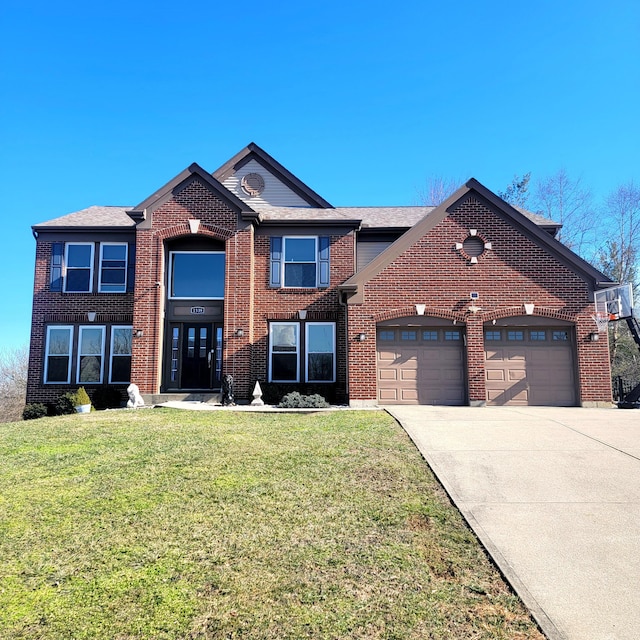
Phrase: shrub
[
  {"left": 75, "top": 386, "right": 91, "bottom": 406},
  {"left": 279, "top": 392, "right": 330, "bottom": 409},
  {"left": 22, "top": 403, "right": 47, "bottom": 420},
  {"left": 54, "top": 392, "right": 77, "bottom": 415},
  {"left": 92, "top": 387, "right": 123, "bottom": 410}
]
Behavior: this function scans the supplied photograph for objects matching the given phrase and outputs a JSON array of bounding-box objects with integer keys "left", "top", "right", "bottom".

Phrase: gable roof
[
  {"left": 128, "top": 162, "right": 257, "bottom": 223},
  {"left": 213, "top": 142, "right": 333, "bottom": 209},
  {"left": 339, "top": 178, "right": 612, "bottom": 301}
]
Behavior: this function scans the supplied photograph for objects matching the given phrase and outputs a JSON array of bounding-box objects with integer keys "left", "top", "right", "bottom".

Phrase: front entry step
[{"left": 143, "top": 392, "right": 222, "bottom": 406}]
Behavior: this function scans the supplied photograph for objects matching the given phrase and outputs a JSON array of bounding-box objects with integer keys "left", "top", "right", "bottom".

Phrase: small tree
[
  {"left": 498, "top": 173, "right": 531, "bottom": 208},
  {"left": 0, "top": 345, "right": 29, "bottom": 423}
]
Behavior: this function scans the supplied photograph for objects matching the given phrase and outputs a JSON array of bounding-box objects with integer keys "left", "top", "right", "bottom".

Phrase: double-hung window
[
  {"left": 44, "top": 326, "right": 74, "bottom": 383},
  {"left": 99, "top": 244, "right": 128, "bottom": 292},
  {"left": 269, "top": 322, "right": 336, "bottom": 383},
  {"left": 109, "top": 326, "right": 132, "bottom": 383},
  {"left": 77, "top": 326, "right": 105, "bottom": 384},
  {"left": 269, "top": 323, "right": 300, "bottom": 382},
  {"left": 64, "top": 243, "right": 94, "bottom": 293},
  {"left": 284, "top": 237, "right": 317, "bottom": 288},
  {"left": 306, "top": 323, "right": 335, "bottom": 382},
  {"left": 270, "top": 236, "right": 330, "bottom": 288}
]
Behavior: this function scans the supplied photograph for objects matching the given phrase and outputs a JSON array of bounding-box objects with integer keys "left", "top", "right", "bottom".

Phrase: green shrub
[
  {"left": 92, "top": 387, "right": 123, "bottom": 410},
  {"left": 54, "top": 392, "right": 77, "bottom": 415},
  {"left": 279, "top": 392, "right": 330, "bottom": 408},
  {"left": 22, "top": 403, "right": 48, "bottom": 420},
  {"left": 75, "top": 386, "right": 91, "bottom": 406}
]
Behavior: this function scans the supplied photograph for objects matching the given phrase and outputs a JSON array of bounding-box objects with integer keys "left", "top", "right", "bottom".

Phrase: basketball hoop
[{"left": 592, "top": 312, "right": 609, "bottom": 333}]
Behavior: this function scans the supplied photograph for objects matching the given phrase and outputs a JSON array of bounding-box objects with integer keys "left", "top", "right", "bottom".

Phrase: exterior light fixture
[
  {"left": 236, "top": 328, "right": 244, "bottom": 337},
  {"left": 590, "top": 332, "right": 600, "bottom": 342},
  {"left": 134, "top": 329, "right": 144, "bottom": 338},
  {"left": 358, "top": 333, "right": 366, "bottom": 342}
]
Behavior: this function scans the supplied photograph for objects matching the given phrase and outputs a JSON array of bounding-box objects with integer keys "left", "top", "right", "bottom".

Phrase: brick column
[{"left": 466, "top": 314, "right": 486, "bottom": 406}]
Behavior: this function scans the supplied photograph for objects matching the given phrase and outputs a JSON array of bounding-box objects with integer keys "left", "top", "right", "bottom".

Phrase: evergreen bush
[
  {"left": 278, "top": 392, "right": 329, "bottom": 408},
  {"left": 22, "top": 403, "right": 47, "bottom": 420}
]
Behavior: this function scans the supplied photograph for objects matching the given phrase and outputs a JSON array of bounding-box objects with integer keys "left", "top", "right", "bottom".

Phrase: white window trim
[
  {"left": 63, "top": 242, "right": 94, "bottom": 293},
  {"left": 99, "top": 243, "right": 128, "bottom": 293},
  {"left": 282, "top": 236, "right": 318, "bottom": 289},
  {"left": 44, "top": 325, "right": 74, "bottom": 384},
  {"left": 76, "top": 325, "right": 105, "bottom": 384},
  {"left": 169, "top": 251, "right": 225, "bottom": 300},
  {"left": 269, "top": 322, "right": 300, "bottom": 383},
  {"left": 305, "top": 322, "right": 336, "bottom": 383},
  {"left": 109, "top": 325, "right": 133, "bottom": 384}
]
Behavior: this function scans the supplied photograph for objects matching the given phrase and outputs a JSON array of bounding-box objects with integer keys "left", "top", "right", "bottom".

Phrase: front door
[{"left": 167, "top": 323, "right": 221, "bottom": 390}]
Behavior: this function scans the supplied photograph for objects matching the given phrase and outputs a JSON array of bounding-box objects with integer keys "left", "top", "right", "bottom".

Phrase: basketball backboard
[{"left": 594, "top": 283, "right": 634, "bottom": 320}]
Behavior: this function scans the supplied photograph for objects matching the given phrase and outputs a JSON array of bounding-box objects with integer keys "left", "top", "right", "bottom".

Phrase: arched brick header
[
  {"left": 153, "top": 222, "right": 235, "bottom": 243},
  {"left": 481, "top": 306, "right": 577, "bottom": 323},
  {"left": 373, "top": 306, "right": 467, "bottom": 324}
]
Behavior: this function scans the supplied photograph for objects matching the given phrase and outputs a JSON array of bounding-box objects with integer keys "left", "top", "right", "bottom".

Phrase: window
[
  {"left": 485, "top": 330, "right": 501, "bottom": 341},
  {"left": 445, "top": 331, "right": 461, "bottom": 341},
  {"left": 99, "top": 244, "right": 127, "bottom": 292},
  {"left": 306, "top": 323, "right": 335, "bottom": 382},
  {"left": 270, "top": 236, "right": 330, "bottom": 288},
  {"left": 110, "top": 326, "right": 132, "bottom": 383},
  {"left": 530, "top": 330, "right": 547, "bottom": 341},
  {"left": 269, "top": 322, "right": 337, "bottom": 383},
  {"left": 284, "top": 237, "right": 317, "bottom": 287},
  {"left": 44, "top": 326, "right": 73, "bottom": 383},
  {"left": 401, "top": 330, "right": 417, "bottom": 341},
  {"left": 422, "top": 330, "right": 438, "bottom": 341},
  {"left": 77, "top": 326, "right": 105, "bottom": 383},
  {"left": 169, "top": 252, "right": 225, "bottom": 299},
  {"left": 270, "top": 323, "right": 300, "bottom": 382},
  {"left": 507, "top": 330, "right": 524, "bottom": 341},
  {"left": 378, "top": 330, "right": 395, "bottom": 341},
  {"left": 64, "top": 243, "right": 94, "bottom": 292},
  {"left": 552, "top": 331, "right": 569, "bottom": 341}
]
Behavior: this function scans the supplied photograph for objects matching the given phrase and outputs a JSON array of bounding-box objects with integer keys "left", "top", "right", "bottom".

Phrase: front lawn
[{"left": 0, "top": 409, "right": 543, "bottom": 639}]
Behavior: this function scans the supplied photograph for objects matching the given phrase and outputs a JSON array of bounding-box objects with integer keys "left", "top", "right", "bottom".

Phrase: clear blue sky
[{"left": 0, "top": 0, "right": 638, "bottom": 352}]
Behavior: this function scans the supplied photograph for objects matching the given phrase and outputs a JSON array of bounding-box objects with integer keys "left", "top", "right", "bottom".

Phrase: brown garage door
[
  {"left": 484, "top": 327, "right": 576, "bottom": 406},
  {"left": 377, "top": 327, "right": 466, "bottom": 405}
]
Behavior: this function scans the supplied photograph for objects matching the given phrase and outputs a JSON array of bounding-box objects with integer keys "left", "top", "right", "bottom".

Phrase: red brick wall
[
  {"left": 346, "top": 195, "right": 612, "bottom": 405},
  {"left": 26, "top": 240, "right": 134, "bottom": 405},
  {"left": 251, "top": 231, "right": 355, "bottom": 403}
]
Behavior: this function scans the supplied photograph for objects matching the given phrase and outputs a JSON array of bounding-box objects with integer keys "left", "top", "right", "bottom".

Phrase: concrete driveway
[{"left": 385, "top": 406, "right": 640, "bottom": 640}]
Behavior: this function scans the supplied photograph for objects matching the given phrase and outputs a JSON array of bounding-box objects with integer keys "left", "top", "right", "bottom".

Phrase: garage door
[
  {"left": 484, "top": 327, "right": 576, "bottom": 406},
  {"left": 377, "top": 327, "right": 466, "bottom": 405}
]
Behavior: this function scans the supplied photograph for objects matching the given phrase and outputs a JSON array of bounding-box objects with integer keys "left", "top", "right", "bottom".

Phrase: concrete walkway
[{"left": 385, "top": 406, "right": 640, "bottom": 640}]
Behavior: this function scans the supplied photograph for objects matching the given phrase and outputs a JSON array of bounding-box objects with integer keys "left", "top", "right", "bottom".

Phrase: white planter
[{"left": 76, "top": 404, "right": 91, "bottom": 413}]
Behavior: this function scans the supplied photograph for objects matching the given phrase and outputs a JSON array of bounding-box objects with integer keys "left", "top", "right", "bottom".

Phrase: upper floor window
[
  {"left": 270, "top": 236, "right": 330, "bottom": 289},
  {"left": 51, "top": 241, "right": 133, "bottom": 294},
  {"left": 64, "top": 243, "right": 94, "bottom": 293},
  {"left": 169, "top": 251, "right": 225, "bottom": 299},
  {"left": 99, "top": 244, "right": 128, "bottom": 293}
]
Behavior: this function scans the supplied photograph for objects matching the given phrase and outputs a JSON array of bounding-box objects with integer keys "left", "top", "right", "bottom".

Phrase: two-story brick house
[{"left": 27, "top": 143, "right": 613, "bottom": 407}]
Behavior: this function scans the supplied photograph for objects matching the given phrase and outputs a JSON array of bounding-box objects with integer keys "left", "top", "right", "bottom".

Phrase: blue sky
[{"left": 0, "top": 0, "right": 638, "bottom": 352}]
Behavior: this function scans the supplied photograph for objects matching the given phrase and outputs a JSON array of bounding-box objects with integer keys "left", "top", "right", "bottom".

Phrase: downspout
[{"left": 339, "top": 290, "right": 349, "bottom": 405}]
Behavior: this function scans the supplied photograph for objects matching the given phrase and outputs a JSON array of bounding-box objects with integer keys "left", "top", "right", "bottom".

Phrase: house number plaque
[{"left": 190, "top": 307, "right": 205, "bottom": 315}]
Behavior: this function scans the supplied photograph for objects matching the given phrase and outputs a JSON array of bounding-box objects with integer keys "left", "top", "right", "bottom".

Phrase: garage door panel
[
  {"left": 377, "top": 328, "right": 466, "bottom": 405},
  {"left": 485, "top": 327, "right": 576, "bottom": 407}
]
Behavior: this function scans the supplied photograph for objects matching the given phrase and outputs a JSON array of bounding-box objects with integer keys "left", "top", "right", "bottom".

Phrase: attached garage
[
  {"left": 484, "top": 320, "right": 576, "bottom": 406},
  {"left": 376, "top": 320, "right": 466, "bottom": 405}
]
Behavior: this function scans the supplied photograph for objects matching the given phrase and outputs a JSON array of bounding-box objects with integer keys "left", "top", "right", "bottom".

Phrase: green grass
[{"left": 0, "top": 410, "right": 544, "bottom": 639}]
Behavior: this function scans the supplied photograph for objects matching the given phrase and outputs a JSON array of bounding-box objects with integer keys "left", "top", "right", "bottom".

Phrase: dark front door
[{"left": 181, "top": 323, "right": 213, "bottom": 389}]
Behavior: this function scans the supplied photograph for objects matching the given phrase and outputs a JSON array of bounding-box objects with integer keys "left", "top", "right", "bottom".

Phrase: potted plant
[{"left": 74, "top": 386, "right": 92, "bottom": 413}]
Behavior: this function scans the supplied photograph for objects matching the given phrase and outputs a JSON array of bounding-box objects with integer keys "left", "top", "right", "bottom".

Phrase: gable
[
  {"left": 213, "top": 143, "right": 332, "bottom": 209},
  {"left": 340, "top": 179, "right": 611, "bottom": 303}
]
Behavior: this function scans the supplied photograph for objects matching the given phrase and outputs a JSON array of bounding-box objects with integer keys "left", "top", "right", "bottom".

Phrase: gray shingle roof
[{"left": 33, "top": 206, "right": 135, "bottom": 229}]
